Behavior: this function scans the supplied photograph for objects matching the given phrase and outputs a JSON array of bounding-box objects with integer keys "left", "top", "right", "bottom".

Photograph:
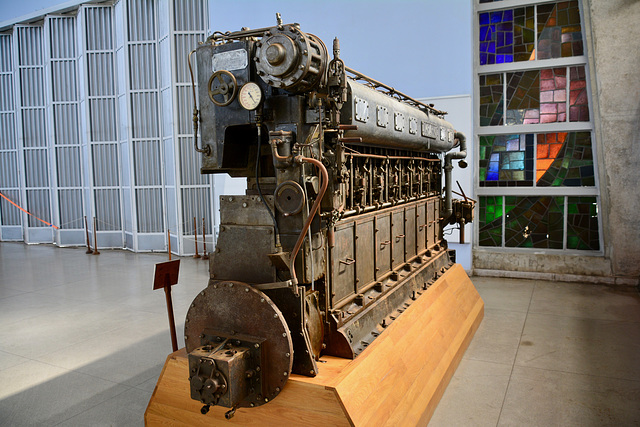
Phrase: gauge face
[{"left": 238, "top": 82, "right": 262, "bottom": 111}]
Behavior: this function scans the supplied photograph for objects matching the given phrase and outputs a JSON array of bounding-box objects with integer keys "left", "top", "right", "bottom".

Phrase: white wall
[{"left": 420, "top": 95, "right": 473, "bottom": 272}]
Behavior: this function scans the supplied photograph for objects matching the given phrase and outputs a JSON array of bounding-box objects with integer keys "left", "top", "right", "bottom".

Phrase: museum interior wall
[
  {"left": 1, "top": 0, "right": 638, "bottom": 284},
  {"left": 473, "top": 0, "right": 639, "bottom": 285},
  {"left": 0, "top": 0, "right": 212, "bottom": 255}
]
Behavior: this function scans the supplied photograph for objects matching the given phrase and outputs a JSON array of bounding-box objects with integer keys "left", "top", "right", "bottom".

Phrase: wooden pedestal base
[{"left": 145, "top": 264, "right": 483, "bottom": 426}]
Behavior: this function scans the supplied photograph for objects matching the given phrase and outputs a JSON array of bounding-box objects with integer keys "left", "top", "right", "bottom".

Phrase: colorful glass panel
[
  {"left": 569, "top": 66, "right": 589, "bottom": 121},
  {"left": 537, "top": 1, "right": 584, "bottom": 60},
  {"left": 479, "top": 73, "right": 503, "bottom": 126},
  {"left": 506, "top": 68, "right": 566, "bottom": 125},
  {"left": 479, "top": 7, "right": 534, "bottom": 65},
  {"left": 567, "top": 196, "right": 599, "bottom": 250},
  {"left": 537, "top": 132, "right": 594, "bottom": 186},
  {"left": 479, "top": 196, "right": 503, "bottom": 247},
  {"left": 479, "top": 134, "right": 533, "bottom": 186},
  {"left": 504, "top": 196, "right": 564, "bottom": 248}
]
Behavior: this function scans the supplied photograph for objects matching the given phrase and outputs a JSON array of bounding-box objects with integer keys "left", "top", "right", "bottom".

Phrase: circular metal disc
[
  {"left": 274, "top": 180, "right": 305, "bottom": 216},
  {"left": 185, "top": 281, "right": 294, "bottom": 405}
]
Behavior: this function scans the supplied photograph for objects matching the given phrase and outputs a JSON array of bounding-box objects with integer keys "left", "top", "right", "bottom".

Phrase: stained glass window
[
  {"left": 480, "top": 132, "right": 594, "bottom": 187},
  {"left": 506, "top": 68, "right": 567, "bottom": 125},
  {"left": 476, "top": 1, "right": 600, "bottom": 252},
  {"left": 479, "top": 73, "right": 503, "bottom": 126},
  {"left": 569, "top": 66, "right": 589, "bottom": 121},
  {"left": 479, "top": 7, "right": 534, "bottom": 65},
  {"left": 537, "top": 1, "right": 583, "bottom": 59},
  {"left": 567, "top": 197, "right": 599, "bottom": 250},
  {"left": 479, "top": 134, "right": 534, "bottom": 186},
  {"left": 505, "top": 196, "right": 564, "bottom": 248},
  {"left": 479, "top": 1, "right": 583, "bottom": 65},
  {"left": 480, "top": 66, "right": 590, "bottom": 127},
  {"left": 537, "top": 132, "right": 594, "bottom": 186},
  {"left": 479, "top": 196, "right": 503, "bottom": 247},
  {"left": 480, "top": 195, "right": 600, "bottom": 250}
]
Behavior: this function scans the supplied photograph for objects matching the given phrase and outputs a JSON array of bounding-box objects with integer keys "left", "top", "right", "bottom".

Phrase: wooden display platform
[{"left": 145, "top": 263, "right": 483, "bottom": 426}]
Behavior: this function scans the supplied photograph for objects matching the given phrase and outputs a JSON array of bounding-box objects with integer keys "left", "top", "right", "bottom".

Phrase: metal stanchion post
[
  {"left": 167, "top": 228, "right": 172, "bottom": 260},
  {"left": 193, "top": 216, "right": 200, "bottom": 258},
  {"left": 92, "top": 217, "right": 100, "bottom": 255},
  {"left": 84, "top": 216, "right": 92, "bottom": 254},
  {"left": 201, "top": 217, "right": 209, "bottom": 260}
]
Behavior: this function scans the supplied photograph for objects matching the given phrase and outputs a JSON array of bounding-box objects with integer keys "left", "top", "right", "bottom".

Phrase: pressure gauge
[{"left": 238, "top": 82, "right": 263, "bottom": 111}]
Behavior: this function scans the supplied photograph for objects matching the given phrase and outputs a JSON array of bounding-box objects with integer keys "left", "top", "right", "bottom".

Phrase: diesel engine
[{"left": 184, "top": 15, "right": 474, "bottom": 416}]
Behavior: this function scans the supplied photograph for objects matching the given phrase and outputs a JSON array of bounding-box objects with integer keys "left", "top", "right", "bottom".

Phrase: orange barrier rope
[{"left": 0, "top": 191, "right": 59, "bottom": 229}]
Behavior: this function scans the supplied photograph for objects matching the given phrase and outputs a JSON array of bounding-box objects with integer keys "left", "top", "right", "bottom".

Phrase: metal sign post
[{"left": 153, "top": 260, "right": 181, "bottom": 352}]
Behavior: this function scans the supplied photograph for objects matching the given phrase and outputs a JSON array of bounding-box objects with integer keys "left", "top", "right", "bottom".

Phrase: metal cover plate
[
  {"left": 185, "top": 282, "right": 293, "bottom": 406},
  {"left": 212, "top": 48, "right": 248, "bottom": 72},
  {"left": 211, "top": 225, "right": 276, "bottom": 283}
]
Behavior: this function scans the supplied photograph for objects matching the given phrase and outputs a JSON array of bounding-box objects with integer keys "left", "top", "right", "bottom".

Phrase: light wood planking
[{"left": 145, "top": 264, "right": 483, "bottom": 426}]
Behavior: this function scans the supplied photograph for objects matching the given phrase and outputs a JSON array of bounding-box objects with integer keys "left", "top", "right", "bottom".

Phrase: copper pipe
[
  {"left": 92, "top": 217, "right": 100, "bottom": 255},
  {"left": 289, "top": 156, "right": 329, "bottom": 285},
  {"left": 193, "top": 217, "right": 200, "bottom": 258},
  {"left": 201, "top": 217, "right": 209, "bottom": 260},
  {"left": 84, "top": 216, "right": 92, "bottom": 254}
]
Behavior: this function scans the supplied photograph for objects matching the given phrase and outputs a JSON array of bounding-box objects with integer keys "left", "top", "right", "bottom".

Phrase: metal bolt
[
  {"left": 261, "top": 298, "right": 265, "bottom": 303},
  {"left": 276, "top": 387, "right": 280, "bottom": 392},
  {"left": 229, "top": 283, "right": 234, "bottom": 287},
  {"left": 282, "top": 333, "right": 286, "bottom": 337},
  {"left": 310, "top": 370, "right": 315, "bottom": 375},
  {"left": 242, "top": 202, "right": 248, "bottom": 208},
  {"left": 254, "top": 343, "right": 259, "bottom": 348},
  {"left": 250, "top": 403, "right": 255, "bottom": 407},
  {"left": 285, "top": 352, "right": 290, "bottom": 357},
  {"left": 274, "top": 313, "right": 278, "bottom": 318},
  {"left": 256, "top": 366, "right": 261, "bottom": 371},
  {"left": 245, "top": 288, "right": 249, "bottom": 292},
  {"left": 283, "top": 372, "right": 288, "bottom": 376},
  {"left": 265, "top": 398, "right": 269, "bottom": 402}
]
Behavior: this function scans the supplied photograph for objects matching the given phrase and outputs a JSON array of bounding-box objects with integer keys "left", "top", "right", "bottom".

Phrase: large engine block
[{"left": 184, "top": 15, "right": 474, "bottom": 416}]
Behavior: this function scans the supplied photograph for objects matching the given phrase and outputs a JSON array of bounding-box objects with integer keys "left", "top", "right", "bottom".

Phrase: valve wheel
[{"left": 208, "top": 70, "right": 237, "bottom": 106}]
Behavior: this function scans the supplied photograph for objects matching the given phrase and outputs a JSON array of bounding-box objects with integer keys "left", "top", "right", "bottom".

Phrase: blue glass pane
[
  {"left": 496, "top": 55, "right": 505, "bottom": 63},
  {"left": 480, "top": 12, "right": 489, "bottom": 25},
  {"left": 480, "top": 53, "right": 488, "bottom": 65},
  {"left": 504, "top": 9, "right": 513, "bottom": 21},
  {"left": 490, "top": 11, "right": 503, "bottom": 23},
  {"left": 480, "top": 26, "right": 489, "bottom": 41},
  {"left": 487, "top": 171, "right": 499, "bottom": 181},
  {"left": 490, "top": 153, "right": 500, "bottom": 162}
]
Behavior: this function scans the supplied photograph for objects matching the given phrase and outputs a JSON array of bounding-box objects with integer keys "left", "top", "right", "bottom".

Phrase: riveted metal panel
[
  {"left": 391, "top": 210, "right": 405, "bottom": 269},
  {"left": 331, "top": 223, "right": 355, "bottom": 305},
  {"left": 404, "top": 205, "right": 416, "bottom": 259},
  {"left": 416, "top": 201, "right": 427, "bottom": 253},
  {"left": 375, "top": 213, "right": 392, "bottom": 279},
  {"left": 355, "top": 218, "right": 374, "bottom": 293}
]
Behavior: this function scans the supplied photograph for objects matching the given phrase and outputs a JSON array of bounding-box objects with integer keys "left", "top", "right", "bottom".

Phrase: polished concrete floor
[{"left": 0, "top": 242, "right": 639, "bottom": 426}]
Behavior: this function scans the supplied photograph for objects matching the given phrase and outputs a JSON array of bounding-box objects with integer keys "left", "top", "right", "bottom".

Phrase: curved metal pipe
[
  {"left": 442, "top": 131, "right": 468, "bottom": 222},
  {"left": 289, "top": 156, "right": 329, "bottom": 286}
]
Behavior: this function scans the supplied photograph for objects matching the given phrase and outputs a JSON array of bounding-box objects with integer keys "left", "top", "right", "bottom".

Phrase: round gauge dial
[{"left": 238, "top": 82, "right": 263, "bottom": 111}]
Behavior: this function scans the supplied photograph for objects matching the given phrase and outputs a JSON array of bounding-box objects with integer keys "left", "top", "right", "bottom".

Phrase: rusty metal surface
[
  {"left": 210, "top": 226, "right": 276, "bottom": 284},
  {"left": 184, "top": 16, "right": 475, "bottom": 415},
  {"left": 184, "top": 282, "right": 293, "bottom": 407}
]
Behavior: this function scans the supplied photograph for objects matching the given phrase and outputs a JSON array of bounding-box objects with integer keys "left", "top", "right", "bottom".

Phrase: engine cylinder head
[{"left": 255, "top": 26, "right": 328, "bottom": 93}]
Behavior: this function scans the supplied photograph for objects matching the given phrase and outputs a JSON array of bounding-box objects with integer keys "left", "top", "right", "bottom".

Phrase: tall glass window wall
[{"left": 474, "top": 0, "right": 601, "bottom": 251}]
